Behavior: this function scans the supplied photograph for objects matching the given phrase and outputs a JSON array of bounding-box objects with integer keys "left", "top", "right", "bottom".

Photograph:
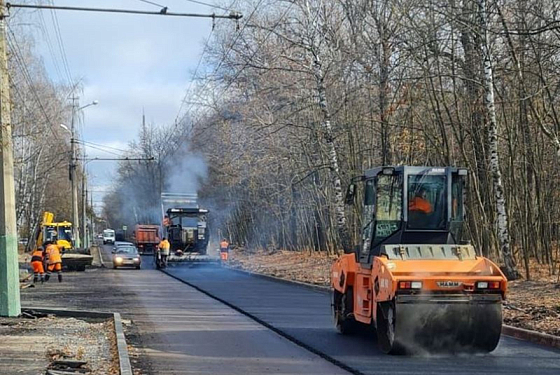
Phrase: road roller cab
[{"left": 331, "top": 166, "right": 507, "bottom": 354}]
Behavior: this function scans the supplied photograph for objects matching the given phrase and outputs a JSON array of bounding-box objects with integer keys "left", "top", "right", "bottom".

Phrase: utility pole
[
  {"left": 90, "top": 190, "right": 94, "bottom": 242},
  {"left": 70, "top": 97, "right": 81, "bottom": 249},
  {"left": 82, "top": 165, "right": 87, "bottom": 249},
  {"left": 0, "top": 0, "right": 21, "bottom": 317}
]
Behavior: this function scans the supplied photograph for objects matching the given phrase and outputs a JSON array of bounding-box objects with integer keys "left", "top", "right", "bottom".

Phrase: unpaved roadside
[{"left": 0, "top": 315, "right": 118, "bottom": 375}]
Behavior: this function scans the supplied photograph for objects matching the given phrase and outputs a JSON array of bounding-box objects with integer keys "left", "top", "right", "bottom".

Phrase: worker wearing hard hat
[
  {"left": 30, "top": 246, "right": 45, "bottom": 284},
  {"left": 44, "top": 241, "right": 63, "bottom": 282},
  {"left": 157, "top": 237, "right": 170, "bottom": 268},
  {"left": 220, "top": 239, "right": 230, "bottom": 262}
]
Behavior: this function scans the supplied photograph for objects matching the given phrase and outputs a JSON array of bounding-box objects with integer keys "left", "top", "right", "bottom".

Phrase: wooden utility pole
[{"left": 0, "top": 0, "right": 21, "bottom": 317}]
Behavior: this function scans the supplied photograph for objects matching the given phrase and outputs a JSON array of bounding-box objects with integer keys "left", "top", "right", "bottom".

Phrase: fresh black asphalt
[{"left": 165, "top": 264, "right": 560, "bottom": 375}]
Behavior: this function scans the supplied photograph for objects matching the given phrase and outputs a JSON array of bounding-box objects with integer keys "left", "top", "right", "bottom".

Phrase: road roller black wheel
[
  {"left": 333, "top": 289, "right": 358, "bottom": 335},
  {"left": 471, "top": 303, "right": 502, "bottom": 352},
  {"left": 377, "top": 302, "right": 404, "bottom": 354}
]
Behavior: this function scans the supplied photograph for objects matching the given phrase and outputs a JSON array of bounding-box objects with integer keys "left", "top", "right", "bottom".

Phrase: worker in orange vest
[
  {"left": 44, "top": 241, "right": 63, "bottom": 282},
  {"left": 157, "top": 237, "right": 170, "bottom": 268},
  {"left": 408, "top": 188, "right": 433, "bottom": 214},
  {"left": 220, "top": 239, "right": 230, "bottom": 262},
  {"left": 30, "top": 246, "right": 45, "bottom": 284}
]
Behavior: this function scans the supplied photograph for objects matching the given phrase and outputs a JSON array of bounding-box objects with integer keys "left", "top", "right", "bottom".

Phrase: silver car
[{"left": 112, "top": 245, "right": 141, "bottom": 269}]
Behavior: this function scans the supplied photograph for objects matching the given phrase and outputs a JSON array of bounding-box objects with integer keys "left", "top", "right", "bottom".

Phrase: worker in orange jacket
[
  {"left": 157, "top": 238, "right": 170, "bottom": 268},
  {"left": 408, "top": 188, "right": 433, "bottom": 214},
  {"left": 44, "top": 241, "right": 63, "bottom": 282},
  {"left": 30, "top": 246, "right": 45, "bottom": 284},
  {"left": 220, "top": 239, "right": 230, "bottom": 262}
]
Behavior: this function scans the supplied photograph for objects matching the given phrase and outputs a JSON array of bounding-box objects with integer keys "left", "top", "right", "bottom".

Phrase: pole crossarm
[{"left": 5, "top": 3, "right": 243, "bottom": 20}]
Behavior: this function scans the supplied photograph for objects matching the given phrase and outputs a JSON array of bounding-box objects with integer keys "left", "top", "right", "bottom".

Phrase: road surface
[
  {"left": 164, "top": 262, "right": 560, "bottom": 375},
  {"left": 21, "top": 243, "right": 560, "bottom": 375}
]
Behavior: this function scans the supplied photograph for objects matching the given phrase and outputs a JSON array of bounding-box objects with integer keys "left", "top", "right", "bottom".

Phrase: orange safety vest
[
  {"left": 220, "top": 241, "right": 229, "bottom": 251},
  {"left": 158, "top": 240, "right": 170, "bottom": 254},
  {"left": 408, "top": 196, "right": 433, "bottom": 214},
  {"left": 45, "top": 244, "right": 62, "bottom": 264},
  {"left": 30, "top": 249, "right": 44, "bottom": 263}
]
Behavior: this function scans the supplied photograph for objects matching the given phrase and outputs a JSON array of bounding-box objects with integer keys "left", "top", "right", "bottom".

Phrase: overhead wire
[
  {"left": 6, "top": 25, "right": 63, "bottom": 142},
  {"left": 174, "top": 0, "right": 261, "bottom": 126},
  {"left": 175, "top": 0, "right": 294, "bottom": 145},
  {"left": 181, "top": 0, "right": 234, "bottom": 13},
  {"left": 137, "top": 0, "right": 167, "bottom": 8},
  {"left": 37, "top": 10, "right": 66, "bottom": 84},
  {"left": 78, "top": 140, "right": 130, "bottom": 153},
  {"left": 173, "top": 26, "right": 215, "bottom": 125},
  {"left": 80, "top": 143, "right": 123, "bottom": 157},
  {"left": 48, "top": 0, "right": 73, "bottom": 86}
]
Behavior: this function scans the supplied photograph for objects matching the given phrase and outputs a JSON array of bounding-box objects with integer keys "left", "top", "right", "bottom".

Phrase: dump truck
[
  {"left": 331, "top": 166, "right": 507, "bottom": 354},
  {"left": 32, "top": 212, "right": 93, "bottom": 271},
  {"left": 133, "top": 224, "right": 160, "bottom": 254},
  {"left": 161, "top": 193, "right": 210, "bottom": 255}
]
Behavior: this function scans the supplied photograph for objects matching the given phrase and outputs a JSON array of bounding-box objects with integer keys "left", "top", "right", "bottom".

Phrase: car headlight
[
  {"left": 133, "top": 258, "right": 140, "bottom": 262},
  {"left": 115, "top": 257, "right": 123, "bottom": 263}
]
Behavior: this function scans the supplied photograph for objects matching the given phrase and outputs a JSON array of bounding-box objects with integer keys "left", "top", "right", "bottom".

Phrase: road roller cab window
[
  {"left": 407, "top": 174, "right": 447, "bottom": 230},
  {"left": 372, "top": 174, "right": 402, "bottom": 247}
]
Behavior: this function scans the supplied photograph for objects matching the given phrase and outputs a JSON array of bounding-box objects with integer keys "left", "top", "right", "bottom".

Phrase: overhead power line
[
  {"left": 174, "top": 0, "right": 262, "bottom": 126},
  {"left": 6, "top": 3, "right": 243, "bottom": 20},
  {"left": 48, "top": 0, "right": 73, "bottom": 86},
  {"left": 6, "top": 25, "right": 63, "bottom": 142},
  {"left": 181, "top": 0, "right": 234, "bottom": 13},
  {"left": 137, "top": 0, "right": 166, "bottom": 8}
]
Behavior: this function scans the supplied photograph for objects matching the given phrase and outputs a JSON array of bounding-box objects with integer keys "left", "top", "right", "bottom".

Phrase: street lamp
[{"left": 68, "top": 99, "right": 98, "bottom": 250}]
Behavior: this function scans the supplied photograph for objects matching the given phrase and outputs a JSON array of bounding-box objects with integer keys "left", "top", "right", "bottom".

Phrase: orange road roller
[{"left": 331, "top": 166, "right": 507, "bottom": 354}]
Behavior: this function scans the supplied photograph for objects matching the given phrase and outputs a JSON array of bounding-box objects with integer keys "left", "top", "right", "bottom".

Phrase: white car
[{"left": 102, "top": 229, "right": 116, "bottom": 244}]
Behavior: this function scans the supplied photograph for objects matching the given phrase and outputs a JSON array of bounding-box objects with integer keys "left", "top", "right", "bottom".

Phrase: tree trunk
[
  {"left": 311, "top": 49, "right": 351, "bottom": 253},
  {"left": 478, "top": 0, "right": 519, "bottom": 280}
]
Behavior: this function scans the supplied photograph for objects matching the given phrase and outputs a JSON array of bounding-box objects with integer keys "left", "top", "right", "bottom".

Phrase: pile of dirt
[
  {"left": 228, "top": 248, "right": 560, "bottom": 337},
  {"left": 0, "top": 315, "right": 119, "bottom": 375}
]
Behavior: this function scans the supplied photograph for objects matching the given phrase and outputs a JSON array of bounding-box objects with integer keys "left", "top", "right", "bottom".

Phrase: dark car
[{"left": 112, "top": 245, "right": 141, "bottom": 269}]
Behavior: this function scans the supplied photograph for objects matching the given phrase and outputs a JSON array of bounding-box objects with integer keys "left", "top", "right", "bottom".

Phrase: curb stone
[
  {"left": 114, "top": 312, "right": 133, "bottom": 375},
  {"left": 502, "top": 324, "right": 560, "bottom": 350},
  {"left": 21, "top": 307, "right": 133, "bottom": 375},
  {"left": 226, "top": 266, "right": 560, "bottom": 350}
]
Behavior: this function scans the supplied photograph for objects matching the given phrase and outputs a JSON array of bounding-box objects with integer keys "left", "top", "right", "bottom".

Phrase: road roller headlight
[
  {"left": 398, "top": 281, "right": 423, "bottom": 290},
  {"left": 476, "top": 281, "right": 500, "bottom": 289}
]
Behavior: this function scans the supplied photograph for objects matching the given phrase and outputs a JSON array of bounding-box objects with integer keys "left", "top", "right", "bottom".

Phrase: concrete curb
[
  {"left": 502, "top": 324, "right": 560, "bottom": 350},
  {"left": 226, "top": 267, "right": 560, "bottom": 350},
  {"left": 114, "top": 312, "right": 133, "bottom": 375},
  {"left": 21, "top": 307, "right": 133, "bottom": 375}
]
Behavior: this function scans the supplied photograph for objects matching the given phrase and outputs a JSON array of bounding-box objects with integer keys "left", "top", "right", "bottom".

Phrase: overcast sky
[{"left": 26, "top": 0, "right": 229, "bottom": 212}]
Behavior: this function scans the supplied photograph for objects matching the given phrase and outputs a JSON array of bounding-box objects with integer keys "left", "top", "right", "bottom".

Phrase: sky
[{"left": 18, "top": 0, "right": 235, "bottom": 213}]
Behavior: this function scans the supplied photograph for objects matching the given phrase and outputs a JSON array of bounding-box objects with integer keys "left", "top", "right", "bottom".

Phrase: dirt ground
[
  {"left": 228, "top": 248, "right": 560, "bottom": 337},
  {"left": 0, "top": 314, "right": 119, "bottom": 375}
]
